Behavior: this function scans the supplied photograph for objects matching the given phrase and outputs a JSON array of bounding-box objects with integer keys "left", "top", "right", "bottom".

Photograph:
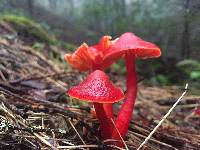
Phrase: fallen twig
[
  {"left": 68, "top": 118, "right": 87, "bottom": 146},
  {"left": 137, "top": 83, "right": 188, "bottom": 150}
]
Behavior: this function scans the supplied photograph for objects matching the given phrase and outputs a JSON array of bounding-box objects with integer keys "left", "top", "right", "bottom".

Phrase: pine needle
[
  {"left": 110, "top": 118, "right": 129, "bottom": 150},
  {"left": 137, "top": 83, "right": 188, "bottom": 150}
]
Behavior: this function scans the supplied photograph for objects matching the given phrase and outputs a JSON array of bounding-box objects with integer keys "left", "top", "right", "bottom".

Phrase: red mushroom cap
[
  {"left": 103, "top": 32, "right": 161, "bottom": 64},
  {"left": 64, "top": 36, "right": 113, "bottom": 71},
  {"left": 68, "top": 70, "right": 124, "bottom": 103},
  {"left": 65, "top": 32, "right": 161, "bottom": 71},
  {"left": 65, "top": 43, "right": 94, "bottom": 71}
]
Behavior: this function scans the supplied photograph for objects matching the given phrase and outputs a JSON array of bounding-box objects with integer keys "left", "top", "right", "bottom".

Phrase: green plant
[
  {"left": 176, "top": 59, "right": 200, "bottom": 80},
  {"left": 190, "top": 71, "right": 200, "bottom": 80},
  {"left": 111, "top": 60, "right": 126, "bottom": 75},
  {"left": 156, "top": 74, "right": 169, "bottom": 85},
  {"left": 177, "top": 59, "right": 200, "bottom": 69},
  {"left": 62, "top": 43, "right": 77, "bottom": 52},
  {"left": 32, "top": 42, "right": 45, "bottom": 51}
]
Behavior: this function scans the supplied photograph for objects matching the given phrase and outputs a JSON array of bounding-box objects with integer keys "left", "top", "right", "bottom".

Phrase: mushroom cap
[
  {"left": 65, "top": 32, "right": 161, "bottom": 71},
  {"left": 68, "top": 70, "right": 124, "bottom": 103},
  {"left": 64, "top": 36, "right": 112, "bottom": 71},
  {"left": 103, "top": 32, "right": 161, "bottom": 64}
]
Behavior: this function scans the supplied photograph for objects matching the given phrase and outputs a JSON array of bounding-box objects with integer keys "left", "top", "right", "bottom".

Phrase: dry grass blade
[
  {"left": 33, "top": 132, "right": 58, "bottom": 150},
  {"left": 68, "top": 118, "right": 87, "bottom": 146},
  {"left": 57, "top": 144, "right": 99, "bottom": 149},
  {"left": 106, "top": 145, "right": 127, "bottom": 150},
  {"left": 0, "top": 70, "right": 6, "bottom": 81},
  {"left": 137, "top": 83, "right": 189, "bottom": 150},
  {"left": 110, "top": 118, "right": 129, "bottom": 150},
  {"left": 129, "top": 131, "right": 178, "bottom": 150},
  {"left": 0, "top": 102, "right": 58, "bottom": 150}
]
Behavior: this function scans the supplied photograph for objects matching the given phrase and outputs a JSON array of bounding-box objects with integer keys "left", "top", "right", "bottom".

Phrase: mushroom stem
[
  {"left": 91, "top": 68, "right": 114, "bottom": 139},
  {"left": 103, "top": 104, "right": 114, "bottom": 118},
  {"left": 91, "top": 69, "right": 114, "bottom": 121},
  {"left": 93, "top": 103, "right": 113, "bottom": 139},
  {"left": 113, "top": 54, "right": 137, "bottom": 139}
]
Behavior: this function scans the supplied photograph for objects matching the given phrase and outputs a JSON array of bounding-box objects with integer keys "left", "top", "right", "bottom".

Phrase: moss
[
  {"left": 0, "top": 14, "right": 56, "bottom": 44},
  {"left": 62, "top": 43, "right": 77, "bottom": 52},
  {"left": 32, "top": 42, "right": 45, "bottom": 51}
]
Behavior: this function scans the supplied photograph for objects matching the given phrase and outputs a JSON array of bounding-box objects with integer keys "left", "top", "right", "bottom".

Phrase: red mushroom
[
  {"left": 64, "top": 36, "right": 117, "bottom": 138},
  {"left": 65, "top": 32, "right": 161, "bottom": 144},
  {"left": 65, "top": 36, "right": 114, "bottom": 71},
  {"left": 103, "top": 32, "right": 161, "bottom": 141},
  {"left": 68, "top": 70, "right": 124, "bottom": 139}
]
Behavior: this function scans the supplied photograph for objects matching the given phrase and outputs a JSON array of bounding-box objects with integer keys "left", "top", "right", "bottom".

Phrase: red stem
[
  {"left": 112, "top": 54, "right": 137, "bottom": 140},
  {"left": 93, "top": 103, "right": 113, "bottom": 139},
  {"left": 103, "top": 104, "right": 114, "bottom": 119},
  {"left": 91, "top": 67, "right": 114, "bottom": 139},
  {"left": 91, "top": 67, "right": 114, "bottom": 120}
]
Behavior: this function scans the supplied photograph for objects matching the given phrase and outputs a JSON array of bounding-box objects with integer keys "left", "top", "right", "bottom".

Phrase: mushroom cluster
[{"left": 65, "top": 32, "right": 161, "bottom": 147}]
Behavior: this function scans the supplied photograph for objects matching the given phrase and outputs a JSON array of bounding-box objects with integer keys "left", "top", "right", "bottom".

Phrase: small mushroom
[
  {"left": 64, "top": 36, "right": 118, "bottom": 136},
  {"left": 68, "top": 70, "right": 124, "bottom": 139},
  {"left": 103, "top": 32, "right": 161, "bottom": 140}
]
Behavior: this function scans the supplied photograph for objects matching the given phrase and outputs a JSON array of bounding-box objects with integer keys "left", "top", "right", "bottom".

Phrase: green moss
[
  {"left": 62, "top": 43, "right": 77, "bottom": 52},
  {"left": 0, "top": 14, "right": 56, "bottom": 44},
  {"left": 32, "top": 42, "right": 45, "bottom": 51},
  {"left": 111, "top": 59, "right": 126, "bottom": 75},
  {"left": 156, "top": 74, "right": 170, "bottom": 85}
]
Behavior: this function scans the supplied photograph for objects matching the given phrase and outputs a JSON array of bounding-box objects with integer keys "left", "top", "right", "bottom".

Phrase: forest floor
[{"left": 0, "top": 20, "right": 200, "bottom": 150}]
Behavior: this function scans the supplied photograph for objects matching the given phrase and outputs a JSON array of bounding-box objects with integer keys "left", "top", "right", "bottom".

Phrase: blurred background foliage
[{"left": 0, "top": 0, "right": 199, "bottom": 90}]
